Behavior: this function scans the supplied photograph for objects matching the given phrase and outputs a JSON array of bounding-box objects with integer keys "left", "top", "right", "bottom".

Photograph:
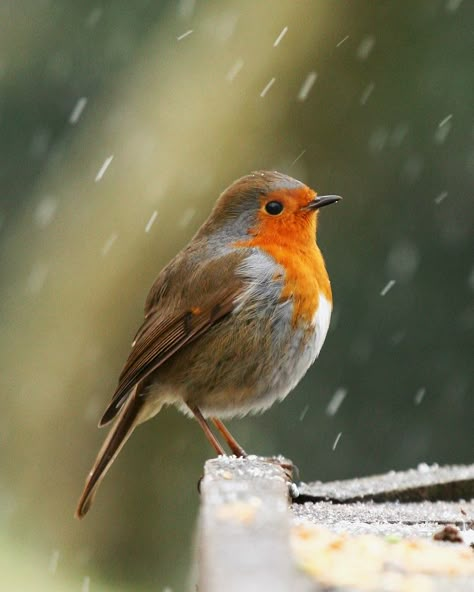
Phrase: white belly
[
  {"left": 226, "top": 293, "right": 333, "bottom": 417},
  {"left": 312, "top": 294, "right": 332, "bottom": 359}
]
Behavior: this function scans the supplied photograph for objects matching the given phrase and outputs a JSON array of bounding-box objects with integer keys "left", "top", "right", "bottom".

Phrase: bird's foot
[
  {"left": 260, "top": 455, "right": 299, "bottom": 481},
  {"left": 259, "top": 455, "right": 301, "bottom": 500}
]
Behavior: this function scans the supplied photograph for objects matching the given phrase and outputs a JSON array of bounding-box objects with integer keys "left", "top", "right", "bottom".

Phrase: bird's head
[{"left": 199, "top": 170, "right": 341, "bottom": 246}]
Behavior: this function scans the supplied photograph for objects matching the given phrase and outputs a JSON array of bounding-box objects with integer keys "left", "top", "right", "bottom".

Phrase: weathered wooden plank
[
  {"left": 296, "top": 463, "right": 474, "bottom": 503},
  {"left": 196, "top": 459, "right": 474, "bottom": 591},
  {"left": 197, "top": 455, "right": 313, "bottom": 592},
  {"left": 292, "top": 464, "right": 474, "bottom": 591}
]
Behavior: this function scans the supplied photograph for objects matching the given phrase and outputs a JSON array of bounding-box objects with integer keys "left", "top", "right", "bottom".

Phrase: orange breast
[{"left": 235, "top": 208, "right": 332, "bottom": 326}]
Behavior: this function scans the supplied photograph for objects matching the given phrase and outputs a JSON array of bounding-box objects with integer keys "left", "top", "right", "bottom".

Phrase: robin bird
[{"left": 76, "top": 170, "right": 341, "bottom": 518}]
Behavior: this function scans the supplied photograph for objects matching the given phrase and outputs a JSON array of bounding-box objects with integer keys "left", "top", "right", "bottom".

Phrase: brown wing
[{"left": 99, "top": 281, "right": 243, "bottom": 426}]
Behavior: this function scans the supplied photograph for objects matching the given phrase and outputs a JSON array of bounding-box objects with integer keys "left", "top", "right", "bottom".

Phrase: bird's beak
[{"left": 304, "top": 195, "right": 342, "bottom": 211}]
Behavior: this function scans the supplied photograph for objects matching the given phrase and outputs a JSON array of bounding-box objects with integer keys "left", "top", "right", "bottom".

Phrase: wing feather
[{"left": 99, "top": 283, "right": 242, "bottom": 426}]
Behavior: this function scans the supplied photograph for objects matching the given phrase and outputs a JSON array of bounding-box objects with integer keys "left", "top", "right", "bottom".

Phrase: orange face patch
[
  {"left": 235, "top": 187, "right": 332, "bottom": 326},
  {"left": 261, "top": 186, "right": 315, "bottom": 213}
]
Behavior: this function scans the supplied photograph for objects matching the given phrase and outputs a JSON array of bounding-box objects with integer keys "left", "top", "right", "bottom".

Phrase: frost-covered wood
[
  {"left": 197, "top": 455, "right": 312, "bottom": 592},
  {"left": 196, "top": 459, "right": 474, "bottom": 592}
]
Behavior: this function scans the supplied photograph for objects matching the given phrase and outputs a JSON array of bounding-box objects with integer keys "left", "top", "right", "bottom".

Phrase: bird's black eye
[{"left": 265, "top": 201, "right": 284, "bottom": 215}]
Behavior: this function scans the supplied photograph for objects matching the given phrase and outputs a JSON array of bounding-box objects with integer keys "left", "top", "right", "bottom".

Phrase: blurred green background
[{"left": 0, "top": 1, "right": 472, "bottom": 590}]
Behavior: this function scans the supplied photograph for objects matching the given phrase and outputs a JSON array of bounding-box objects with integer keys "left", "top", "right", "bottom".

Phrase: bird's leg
[
  {"left": 212, "top": 417, "right": 247, "bottom": 457},
  {"left": 189, "top": 405, "right": 225, "bottom": 456}
]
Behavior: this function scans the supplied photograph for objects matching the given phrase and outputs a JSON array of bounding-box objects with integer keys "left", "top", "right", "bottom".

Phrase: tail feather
[{"left": 75, "top": 386, "right": 144, "bottom": 519}]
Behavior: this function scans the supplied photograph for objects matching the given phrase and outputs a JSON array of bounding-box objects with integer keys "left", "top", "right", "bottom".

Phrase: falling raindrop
[
  {"left": 368, "top": 127, "right": 388, "bottom": 153},
  {"left": 299, "top": 405, "right": 309, "bottom": 421},
  {"left": 434, "top": 120, "right": 452, "bottom": 144},
  {"left": 260, "top": 78, "right": 276, "bottom": 98},
  {"left": 145, "top": 210, "right": 158, "bottom": 233},
  {"left": 177, "top": 30, "right": 193, "bottom": 41},
  {"left": 434, "top": 191, "right": 448, "bottom": 205},
  {"left": 380, "top": 280, "right": 396, "bottom": 296},
  {"left": 29, "top": 128, "right": 51, "bottom": 159},
  {"left": 464, "top": 149, "right": 474, "bottom": 174},
  {"left": 400, "top": 154, "right": 423, "bottom": 183},
  {"left": 34, "top": 197, "right": 58, "bottom": 228},
  {"left": 48, "top": 549, "right": 60, "bottom": 574},
  {"left": 27, "top": 263, "right": 49, "bottom": 294},
  {"left": 226, "top": 58, "right": 244, "bottom": 82},
  {"left": 273, "top": 26, "right": 288, "bottom": 47},
  {"left": 438, "top": 114, "right": 453, "bottom": 128},
  {"left": 203, "top": 11, "right": 239, "bottom": 42},
  {"left": 86, "top": 7, "right": 102, "bottom": 28},
  {"left": 179, "top": 208, "right": 196, "bottom": 228},
  {"left": 69, "top": 97, "right": 88, "bottom": 124},
  {"left": 386, "top": 240, "right": 420, "bottom": 281},
  {"left": 95, "top": 155, "right": 114, "bottom": 182},
  {"left": 350, "top": 334, "right": 372, "bottom": 364},
  {"left": 356, "top": 35, "right": 375, "bottom": 60},
  {"left": 389, "top": 123, "right": 409, "bottom": 147},
  {"left": 445, "top": 0, "right": 464, "bottom": 10},
  {"left": 326, "top": 388, "right": 347, "bottom": 416},
  {"left": 177, "top": 0, "right": 196, "bottom": 19},
  {"left": 297, "top": 72, "right": 317, "bottom": 102},
  {"left": 336, "top": 35, "right": 349, "bottom": 47},
  {"left": 414, "top": 388, "right": 426, "bottom": 405},
  {"left": 290, "top": 149, "right": 306, "bottom": 167},
  {"left": 389, "top": 330, "right": 406, "bottom": 346},
  {"left": 101, "top": 233, "right": 118, "bottom": 256},
  {"left": 468, "top": 267, "right": 474, "bottom": 293},
  {"left": 332, "top": 432, "right": 342, "bottom": 450},
  {"left": 360, "top": 82, "right": 375, "bottom": 105}
]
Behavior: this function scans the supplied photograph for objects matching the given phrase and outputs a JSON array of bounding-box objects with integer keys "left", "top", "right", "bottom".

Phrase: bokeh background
[{"left": 0, "top": 1, "right": 472, "bottom": 590}]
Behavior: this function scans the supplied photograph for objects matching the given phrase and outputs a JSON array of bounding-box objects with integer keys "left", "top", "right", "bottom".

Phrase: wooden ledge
[{"left": 196, "top": 458, "right": 474, "bottom": 592}]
